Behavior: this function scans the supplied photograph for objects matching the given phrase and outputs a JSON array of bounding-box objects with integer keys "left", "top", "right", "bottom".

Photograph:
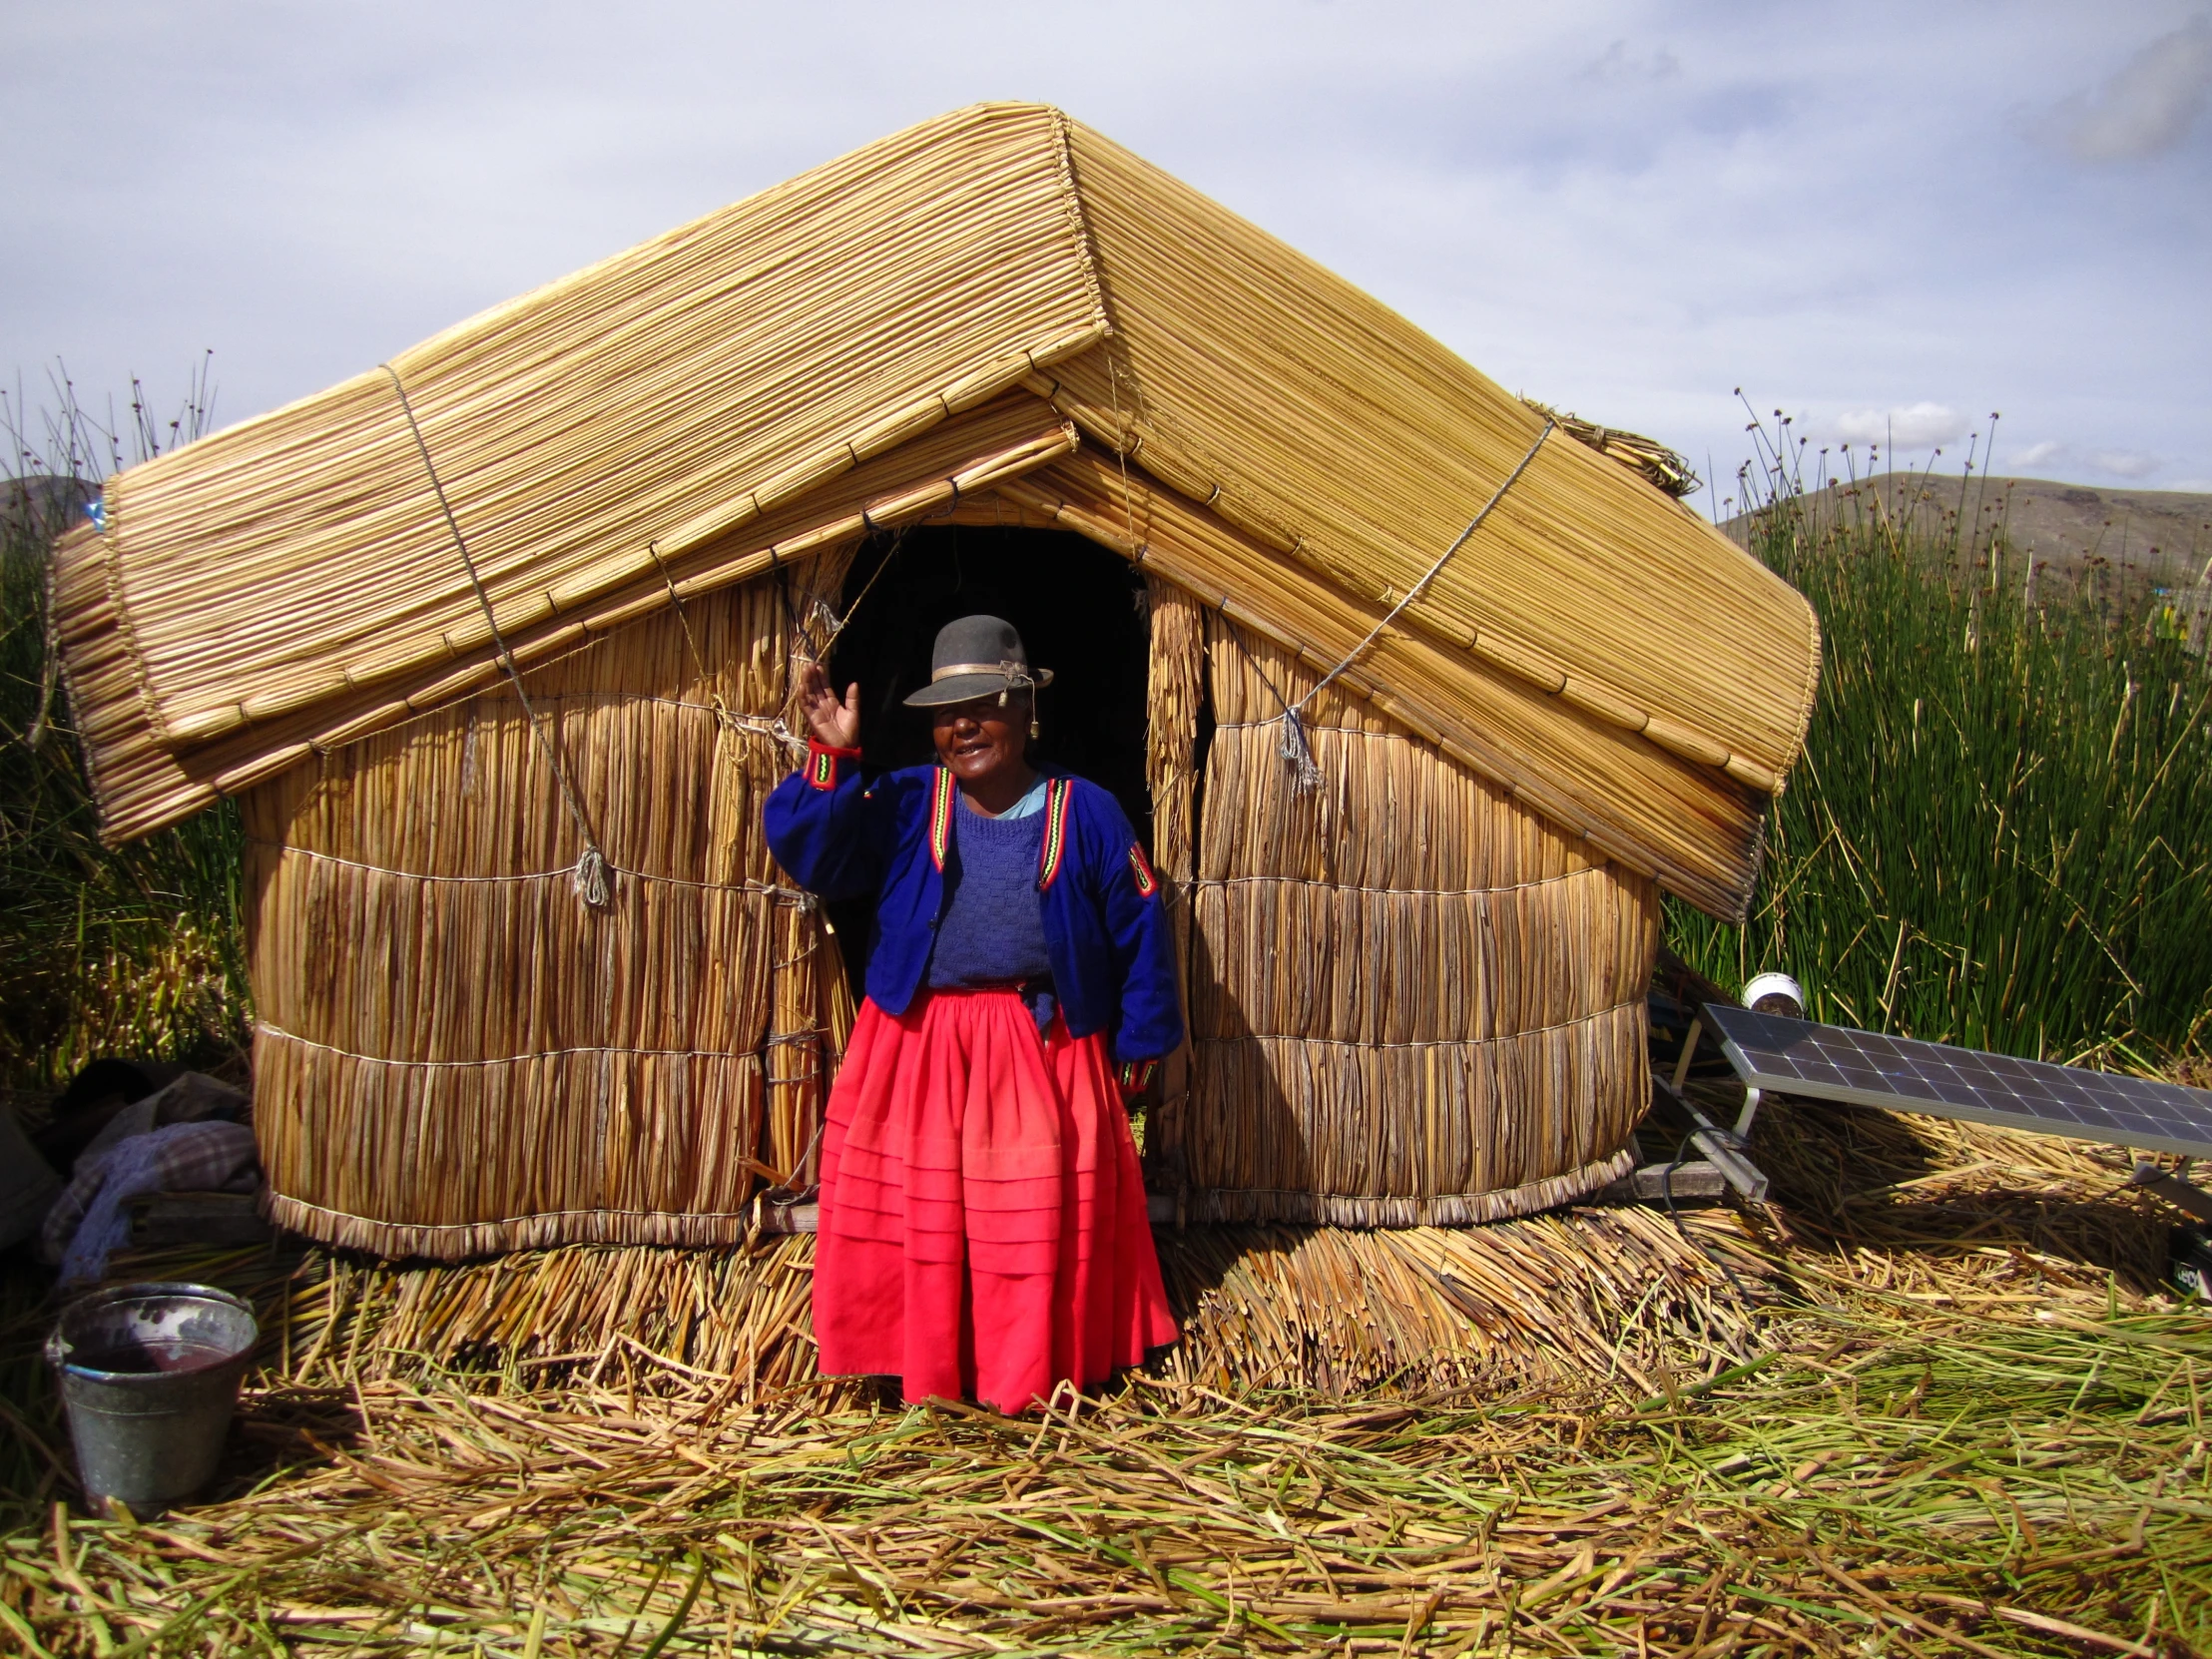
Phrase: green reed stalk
[
  {"left": 0, "top": 366, "right": 249, "bottom": 1090},
  {"left": 1673, "top": 411, "right": 2212, "bottom": 1064}
]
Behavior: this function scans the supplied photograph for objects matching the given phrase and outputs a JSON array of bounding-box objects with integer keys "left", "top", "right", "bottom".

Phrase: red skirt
[{"left": 813, "top": 988, "right": 1179, "bottom": 1410}]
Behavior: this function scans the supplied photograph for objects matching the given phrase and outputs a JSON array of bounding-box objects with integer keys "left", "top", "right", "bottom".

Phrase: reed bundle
[
  {"left": 1521, "top": 399, "right": 1701, "bottom": 499},
  {"left": 241, "top": 553, "right": 849, "bottom": 1258},
  {"left": 1141, "top": 577, "right": 1206, "bottom": 1134},
  {"left": 66, "top": 1201, "right": 1765, "bottom": 1407},
  {"left": 80, "top": 102, "right": 1097, "bottom": 772},
  {"left": 59, "top": 393, "right": 1074, "bottom": 844},
  {"left": 1037, "top": 122, "right": 1817, "bottom": 791},
  {"left": 1156, "top": 1207, "right": 1768, "bottom": 1396},
  {"left": 1141, "top": 621, "right": 1654, "bottom": 1224},
  {"left": 1731, "top": 1090, "right": 2181, "bottom": 1303},
  {"left": 149, "top": 1238, "right": 830, "bottom": 1393},
  {"left": 998, "top": 452, "right": 1770, "bottom": 916},
  {"left": 59, "top": 102, "right": 1816, "bottom": 927}
]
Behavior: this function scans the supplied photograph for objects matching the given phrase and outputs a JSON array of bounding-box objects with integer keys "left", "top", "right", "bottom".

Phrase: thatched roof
[{"left": 54, "top": 102, "right": 1817, "bottom": 919}]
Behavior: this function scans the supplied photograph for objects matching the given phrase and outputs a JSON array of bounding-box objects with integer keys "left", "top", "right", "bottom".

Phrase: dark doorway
[{"left": 822, "top": 525, "right": 1155, "bottom": 980}]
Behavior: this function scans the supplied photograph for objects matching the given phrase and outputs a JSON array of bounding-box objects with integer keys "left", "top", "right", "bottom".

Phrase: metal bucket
[{"left": 46, "top": 1282, "right": 258, "bottom": 1515}]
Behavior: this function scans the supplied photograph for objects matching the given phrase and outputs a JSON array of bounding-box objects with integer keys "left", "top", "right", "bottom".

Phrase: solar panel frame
[{"left": 1701, "top": 1003, "right": 2212, "bottom": 1161}]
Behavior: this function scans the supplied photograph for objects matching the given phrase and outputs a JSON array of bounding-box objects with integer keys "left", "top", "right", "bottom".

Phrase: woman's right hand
[{"left": 797, "top": 658, "right": 862, "bottom": 751}]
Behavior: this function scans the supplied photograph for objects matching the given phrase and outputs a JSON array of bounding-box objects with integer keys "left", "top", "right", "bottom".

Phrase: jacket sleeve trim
[
  {"left": 805, "top": 738, "right": 863, "bottom": 792},
  {"left": 1036, "top": 778, "right": 1075, "bottom": 891},
  {"left": 1127, "top": 840, "right": 1159, "bottom": 898},
  {"left": 927, "top": 767, "right": 957, "bottom": 870}
]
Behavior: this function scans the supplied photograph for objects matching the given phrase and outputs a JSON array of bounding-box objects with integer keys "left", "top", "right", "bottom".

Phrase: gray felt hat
[{"left": 901, "top": 614, "right": 1054, "bottom": 709}]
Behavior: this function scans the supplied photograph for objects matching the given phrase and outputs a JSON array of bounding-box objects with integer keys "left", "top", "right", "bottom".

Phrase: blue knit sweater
[{"left": 926, "top": 802, "right": 1052, "bottom": 988}]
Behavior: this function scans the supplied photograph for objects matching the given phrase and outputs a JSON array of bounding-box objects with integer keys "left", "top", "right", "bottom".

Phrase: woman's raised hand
[{"left": 797, "top": 658, "right": 862, "bottom": 751}]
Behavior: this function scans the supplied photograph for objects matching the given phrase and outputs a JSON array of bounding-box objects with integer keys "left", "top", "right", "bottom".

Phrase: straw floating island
[{"left": 3, "top": 1094, "right": 2199, "bottom": 1654}]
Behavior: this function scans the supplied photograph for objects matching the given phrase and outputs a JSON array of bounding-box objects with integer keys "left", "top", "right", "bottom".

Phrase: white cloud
[
  {"left": 1581, "top": 40, "right": 1682, "bottom": 82},
  {"left": 2090, "top": 448, "right": 2160, "bottom": 479},
  {"left": 2, "top": 3, "right": 2207, "bottom": 514},
  {"left": 1834, "top": 402, "right": 1969, "bottom": 449},
  {"left": 2048, "top": 15, "right": 2212, "bottom": 162},
  {"left": 2007, "top": 439, "right": 2066, "bottom": 469}
]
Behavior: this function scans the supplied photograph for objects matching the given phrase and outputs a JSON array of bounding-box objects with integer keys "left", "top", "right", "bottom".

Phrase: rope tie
[
  {"left": 1107, "top": 350, "right": 1144, "bottom": 558},
  {"left": 571, "top": 845, "right": 611, "bottom": 907},
  {"left": 813, "top": 523, "right": 910, "bottom": 657},
  {"left": 640, "top": 540, "right": 818, "bottom": 771},
  {"left": 1274, "top": 418, "right": 1554, "bottom": 795},
  {"left": 720, "top": 709, "right": 810, "bottom": 763},
  {"left": 763, "top": 1115, "right": 827, "bottom": 1205},
  {"left": 258, "top": 1023, "right": 762, "bottom": 1066},
  {"left": 259, "top": 839, "right": 817, "bottom": 902},
  {"left": 1277, "top": 704, "right": 1325, "bottom": 792},
  {"left": 381, "top": 363, "right": 613, "bottom": 909},
  {"left": 790, "top": 468, "right": 979, "bottom": 708}
]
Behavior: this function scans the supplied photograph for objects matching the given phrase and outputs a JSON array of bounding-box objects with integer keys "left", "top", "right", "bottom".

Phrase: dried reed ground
[{"left": 4, "top": 1090, "right": 2208, "bottom": 1658}]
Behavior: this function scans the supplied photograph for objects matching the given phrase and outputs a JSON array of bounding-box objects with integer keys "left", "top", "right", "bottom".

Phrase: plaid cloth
[{"left": 44, "top": 1120, "right": 259, "bottom": 1285}]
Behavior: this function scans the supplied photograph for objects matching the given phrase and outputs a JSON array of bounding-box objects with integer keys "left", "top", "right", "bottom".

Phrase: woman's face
[{"left": 931, "top": 694, "right": 1028, "bottom": 785}]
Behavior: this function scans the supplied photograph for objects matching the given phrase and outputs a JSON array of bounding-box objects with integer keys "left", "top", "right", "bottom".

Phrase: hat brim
[{"left": 901, "top": 667, "right": 1053, "bottom": 709}]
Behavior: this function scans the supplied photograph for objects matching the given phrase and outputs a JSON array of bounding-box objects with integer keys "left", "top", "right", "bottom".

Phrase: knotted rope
[
  {"left": 1274, "top": 418, "right": 1555, "bottom": 794},
  {"left": 382, "top": 364, "right": 612, "bottom": 908},
  {"left": 643, "top": 539, "right": 811, "bottom": 763}
]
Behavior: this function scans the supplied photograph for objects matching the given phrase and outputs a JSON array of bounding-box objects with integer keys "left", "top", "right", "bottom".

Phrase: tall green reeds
[
  {"left": 1672, "top": 406, "right": 2212, "bottom": 1066},
  {"left": 0, "top": 366, "right": 249, "bottom": 1090}
]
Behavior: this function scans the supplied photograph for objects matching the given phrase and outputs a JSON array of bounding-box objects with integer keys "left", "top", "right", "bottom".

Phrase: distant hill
[{"left": 1727, "top": 473, "right": 2212, "bottom": 595}]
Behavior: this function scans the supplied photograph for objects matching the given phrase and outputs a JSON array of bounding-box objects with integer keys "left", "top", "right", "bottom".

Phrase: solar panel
[{"left": 1701, "top": 1003, "right": 2212, "bottom": 1161}]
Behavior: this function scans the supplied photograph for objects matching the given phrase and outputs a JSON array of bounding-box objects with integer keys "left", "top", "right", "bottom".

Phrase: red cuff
[
  {"left": 1117, "top": 1058, "right": 1159, "bottom": 1096},
  {"left": 804, "top": 738, "right": 861, "bottom": 791}
]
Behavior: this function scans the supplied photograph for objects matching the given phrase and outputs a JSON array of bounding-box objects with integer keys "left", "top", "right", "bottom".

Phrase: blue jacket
[{"left": 765, "top": 743, "right": 1183, "bottom": 1072}]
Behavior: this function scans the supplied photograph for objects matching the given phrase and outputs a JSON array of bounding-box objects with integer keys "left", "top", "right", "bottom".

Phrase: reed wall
[
  {"left": 1146, "top": 614, "right": 1656, "bottom": 1226},
  {"left": 242, "top": 557, "right": 848, "bottom": 1259},
  {"left": 239, "top": 510, "right": 1651, "bottom": 1257}
]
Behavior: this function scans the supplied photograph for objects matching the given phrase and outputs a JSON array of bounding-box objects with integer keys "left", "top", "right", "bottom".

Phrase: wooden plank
[{"left": 1596, "top": 1161, "right": 1729, "bottom": 1204}]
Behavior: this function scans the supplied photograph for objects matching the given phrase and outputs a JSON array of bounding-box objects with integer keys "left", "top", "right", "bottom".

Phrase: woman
[{"left": 766, "top": 614, "right": 1181, "bottom": 1410}]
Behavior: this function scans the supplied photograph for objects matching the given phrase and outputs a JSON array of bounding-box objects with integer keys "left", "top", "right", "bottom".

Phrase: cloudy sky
[{"left": 6, "top": 1, "right": 2209, "bottom": 509}]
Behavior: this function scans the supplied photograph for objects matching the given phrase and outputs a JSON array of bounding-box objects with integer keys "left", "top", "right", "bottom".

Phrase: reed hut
[{"left": 52, "top": 103, "right": 1820, "bottom": 1259}]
